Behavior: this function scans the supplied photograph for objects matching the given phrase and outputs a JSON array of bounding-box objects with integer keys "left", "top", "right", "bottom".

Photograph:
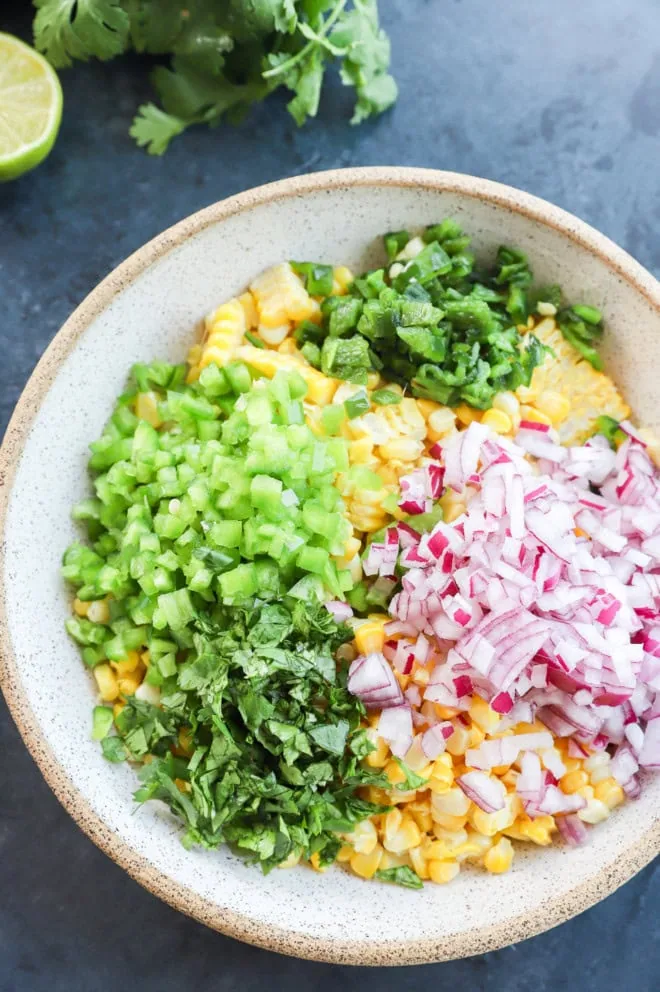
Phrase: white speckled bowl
[{"left": 1, "top": 168, "right": 660, "bottom": 965}]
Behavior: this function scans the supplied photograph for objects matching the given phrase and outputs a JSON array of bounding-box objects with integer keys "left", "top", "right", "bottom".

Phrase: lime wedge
[{"left": 0, "top": 32, "right": 63, "bottom": 182}]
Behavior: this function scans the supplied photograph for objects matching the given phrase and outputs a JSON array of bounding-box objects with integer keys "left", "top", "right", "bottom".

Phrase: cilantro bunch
[
  {"left": 31, "top": 0, "right": 397, "bottom": 154},
  {"left": 107, "top": 601, "right": 390, "bottom": 871}
]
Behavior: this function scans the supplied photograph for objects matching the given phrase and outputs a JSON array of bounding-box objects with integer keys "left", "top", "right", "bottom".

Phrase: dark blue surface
[{"left": 2, "top": 2, "right": 660, "bottom": 989}]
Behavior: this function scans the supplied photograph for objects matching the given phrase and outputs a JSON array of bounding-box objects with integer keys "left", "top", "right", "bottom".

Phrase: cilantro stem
[{"left": 262, "top": 0, "right": 348, "bottom": 81}]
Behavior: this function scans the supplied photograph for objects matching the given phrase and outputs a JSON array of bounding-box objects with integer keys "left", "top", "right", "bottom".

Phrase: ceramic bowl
[{"left": 2, "top": 168, "right": 660, "bottom": 965}]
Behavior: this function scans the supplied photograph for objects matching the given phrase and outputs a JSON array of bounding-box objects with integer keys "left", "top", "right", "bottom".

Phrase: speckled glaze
[{"left": 1, "top": 168, "right": 660, "bottom": 966}]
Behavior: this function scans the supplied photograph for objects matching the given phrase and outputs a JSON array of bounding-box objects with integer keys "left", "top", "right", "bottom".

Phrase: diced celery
[
  {"left": 154, "top": 588, "right": 195, "bottom": 631},
  {"left": 198, "top": 363, "right": 230, "bottom": 397},
  {"left": 297, "top": 545, "right": 330, "bottom": 575},
  {"left": 321, "top": 404, "right": 345, "bottom": 435},
  {"left": 250, "top": 475, "right": 283, "bottom": 515},
  {"left": 92, "top": 706, "right": 114, "bottom": 740},
  {"left": 224, "top": 362, "right": 253, "bottom": 394},
  {"left": 209, "top": 520, "right": 243, "bottom": 548},
  {"left": 218, "top": 563, "right": 258, "bottom": 601},
  {"left": 157, "top": 653, "right": 178, "bottom": 677},
  {"left": 245, "top": 392, "right": 273, "bottom": 426}
]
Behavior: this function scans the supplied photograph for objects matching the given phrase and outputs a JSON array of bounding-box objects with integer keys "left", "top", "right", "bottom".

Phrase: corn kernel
[
  {"left": 585, "top": 753, "right": 612, "bottom": 784},
  {"left": 94, "top": 664, "right": 119, "bottom": 702},
  {"left": 174, "top": 777, "right": 191, "bottom": 794},
  {"left": 367, "top": 371, "right": 381, "bottom": 390},
  {"left": 73, "top": 598, "right": 89, "bottom": 617},
  {"left": 365, "top": 732, "right": 389, "bottom": 769},
  {"left": 348, "top": 437, "right": 374, "bottom": 464},
  {"left": 432, "top": 813, "right": 469, "bottom": 831},
  {"left": 577, "top": 785, "right": 595, "bottom": 802},
  {"left": 347, "top": 818, "right": 378, "bottom": 855},
  {"left": 415, "top": 398, "right": 439, "bottom": 420},
  {"left": 492, "top": 391, "right": 520, "bottom": 418},
  {"left": 535, "top": 390, "right": 571, "bottom": 425},
  {"left": 431, "top": 786, "right": 471, "bottom": 818},
  {"left": 355, "top": 619, "right": 386, "bottom": 655},
  {"left": 111, "top": 651, "right": 141, "bottom": 676},
  {"left": 409, "top": 845, "right": 430, "bottom": 879},
  {"left": 469, "top": 696, "right": 501, "bottom": 733},
  {"left": 578, "top": 798, "right": 610, "bottom": 824},
  {"left": 178, "top": 727, "right": 194, "bottom": 757},
  {"left": 560, "top": 770, "right": 589, "bottom": 794},
  {"left": 277, "top": 337, "right": 298, "bottom": 355},
  {"left": 519, "top": 405, "right": 552, "bottom": 426},
  {"left": 309, "top": 851, "right": 328, "bottom": 873},
  {"left": 135, "top": 391, "right": 162, "bottom": 428},
  {"left": 455, "top": 404, "right": 482, "bottom": 426},
  {"left": 428, "top": 861, "right": 460, "bottom": 884},
  {"left": 112, "top": 701, "right": 125, "bottom": 719},
  {"left": 407, "top": 801, "right": 434, "bottom": 833},
  {"left": 385, "top": 760, "right": 408, "bottom": 787},
  {"left": 379, "top": 852, "right": 409, "bottom": 871},
  {"left": 86, "top": 599, "right": 110, "bottom": 624},
  {"left": 383, "top": 812, "right": 421, "bottom": 854},
  {"left": 117, "top": 673, "right": 142, "bottom": 697},
  {"left": 336, "top": 844, "right": 353, "bottom": 863},
  {"left": 278, "top": 850, "right": 302, "bottom": 869},
  {"left": 350, "top": 844, "right": 383, "bottom": 879},
  {"left": 484, "top": 837, "right": 514, "bottom": 874},
  {"left": 468, "top": 724, "right": 486, "bottom": 748},
  {"left": 332, "top": 266, "right": 354, "bottom": 295},
  {"left": 427, "top": 407, "right": 457, "bottom": 439},
  {"left": 470, "top": 796, "right": 516, "bottom": 836},
  {"left": 443, "top": 502, "right": 466, "bottom": 524},
  {"left": 481, "top": 409, "right": 513, "bottom": 435},
  {"left": 594, "top": 777, "right": 625, "bottom": 809},
  {"left": 431, "top": 826, "right": 468, "bottom": 849}
]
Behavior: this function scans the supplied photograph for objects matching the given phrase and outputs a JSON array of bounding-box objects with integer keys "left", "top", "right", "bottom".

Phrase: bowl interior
[{"left": 2, "top": 172, "right": 660, "bottom": 964}]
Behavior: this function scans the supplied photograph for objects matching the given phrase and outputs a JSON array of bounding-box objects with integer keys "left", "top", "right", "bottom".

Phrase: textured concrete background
[{"left": 1, "top": 1, "right": 660, "bottom": 989}]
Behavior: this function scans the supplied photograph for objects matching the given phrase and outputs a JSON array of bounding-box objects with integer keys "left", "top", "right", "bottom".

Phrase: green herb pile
[
  {"left": 63, "top": 359, "right": 394, "bottom": 870},
  {"left": 32, "top": 0, "right": 397, "bottom": 154},
  {"left": 292, "top": 221, "right": 605, "bottom": 409}
]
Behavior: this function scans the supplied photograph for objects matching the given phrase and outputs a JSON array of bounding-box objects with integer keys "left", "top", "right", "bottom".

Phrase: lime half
[{"left": 0, "top": 32, "right": 63, "bottom": 182}]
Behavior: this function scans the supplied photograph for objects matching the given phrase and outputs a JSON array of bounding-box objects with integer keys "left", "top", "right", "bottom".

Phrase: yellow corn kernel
[
  {"left": 238, "top": 291, "right": 258, "bottom": 329},
  {"left": 364, "top": 786, "right": 392, "bottom": 806},
  {"left": 174, "top": 777, "right": 191, "bottom": 794},
  {"left": 481, "top": 408, "right": 513, "bottom": 435},
  {"left": 250, "top": 263, "right": 315, "bottom": 327},
  {"left": 277, "top": 336, "right": 298, "bottom": 355},
  {"left": 117, "top": 673, "right": 142, "bottom": 697},
  {"left": 431, "top": 826, "right": 468, "bottom": 849},
  {"left": 135, "top": 391, "right": 162, "bottom": 428},
  {"left": 578, "top": 798, "right": 610, "bottom": 824},
  {"left": 468, "top": 724, "right": 486, "bottom": 749},
  {"left": 94, "top": 664, "right": 119, "bottom": 702},
  {"left": 431, "top": 786, "right": 471, "bottom": 819},
  {"left": 560, "top": 756, "right": 581, "bottom": 774},
  {"left": 348, "top": 437, "right": 375, "bottom": 463},
  {"left": 421, "top": 838, "right": 452, "bottom": 860},
  {"left": 435, "top": 705, "right": 460, "bottom": 720},
  {"left": 379, "top": 851, "right": 410, "bottom": 871},
  {"left": 492, "top": 391, "right": 520, "bottom": 419},
  {"left": 332, "top": 265, "right": 354, "bottom": 295},
  {"left": 385, "top": 759, "right": 408, "bottom": 787},
  {"left": 415, "top": 398, "right": 440, "bottom": 420},
  {"left": 350, "top": 844, "right": 384, "bottom": 879},
  {"left": 445, "top": 722, "right": 469, "bottom": 757},
  {"left": 577, "top": 785, "right": 595, "bottom": 802},
  {"left": 187, "top": 342, "right": 202, "bottom": 368},
  {"left": 409, "top": 845, "right": 430, "bottom": 879},
  {"left": 354, "top": 619, "right": 386, "bottom": 655},
  {"left": 365, "top": 733, "right": 389, "bottom": 769},
  {"left": 177, "top": 726, "right": 194, "bottom": 757},
  {"left": 535, "top": 389, "right": 571, "bottom": 425},
  {"left": 426, "top": 407, "right": 457, "bottom": 441},
  {"left": 378, "top": 438, "right": 425, "bottom": 462},
  {"left": 470, "top": 796, "right": 516, "bottom": 837},
  {"left": 519, "top": 405, "right": 552, "bottom": 427},
  {"left": 455, "top": 404, "right": 482, "bottom": 426},
  {"left": 431, "top": 813, "right": 469, "bottom": 831},
  {"left": 234, "top": 344, "right": 338, "bottom": 405},
  {"left": 560, "top": 770, "right": 589, "bottom": 794},
  {"left": 510, "top": 815, "right": 556, "bottom": 846},
  {"left": 73, "top": 598, "right": 89, "bottom": 617},
  {"left": 309, "top": 851, "right": 328, "bottom": 873},
  {"left": 278, "top": 850, "right": 302, "bottom": 869},
  {"left": 594, "top": 777, "right": 625, "bottom": 810},
  {"left": 86, "top": 599, "right": 110, "bottom": 624},
  {"left": 484, "top": 837, "right": 514, "bottom": 874},
  {"left": 406, "top": 801, "right": 434, "bottom": 834},
  {"left": 469, "top": 696, "right": 501, "bottom": 733},
  {"left": 111, "top": 650, "right": 141, "bottom": 677},
  {"left": 258, "top": 323, "right": 290, "bottom": 345},
  {"left": 112, "top": 701, "right": 125, "bottom": 719},
  {"left": 336, "top": 844, "right": 354, "bottom": 863},
  {"left": 366, "top": 372, "right": 381, "bottom": 390},
  {"left": 347, "top": 818, "right": 378, "bottom": 855},
  {"left": 412, "top": 666, "right": 430, "bottom": 688},
  {"left": 444, "top": 502, "right": 467, "bottom": 524},
  {"left": 383, "top": 812, "right": 422, "bottom": 854},
  {"left": 428, "top": 861, "right": 460, "bottom": 885}
]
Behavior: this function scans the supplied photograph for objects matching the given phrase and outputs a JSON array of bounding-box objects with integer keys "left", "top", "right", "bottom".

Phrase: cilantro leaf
[
  {"left": 394, "top": 759, "right": 429, "bottom": 791},
  {"left": 308, "top": 720, "right": 350, "bottom": 755},
  {"left": 130, "top": 103, "right": 186, "bottom": 156},
  {"left": 33, "top": 0, "right": 130, "bottom": 68},
  {"left": 375, "top": 866, "right": 424, "bottom": 889}
]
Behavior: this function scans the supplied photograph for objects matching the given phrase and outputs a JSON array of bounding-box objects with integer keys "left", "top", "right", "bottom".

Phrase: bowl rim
[{"left": 2, "top": 166, "right": 660, "bottom": 965}]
